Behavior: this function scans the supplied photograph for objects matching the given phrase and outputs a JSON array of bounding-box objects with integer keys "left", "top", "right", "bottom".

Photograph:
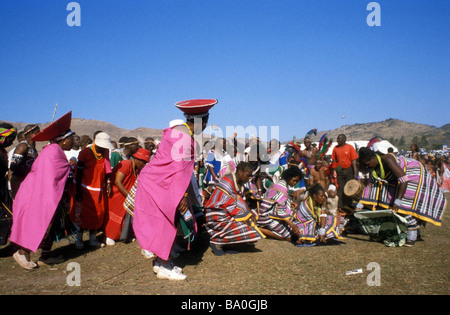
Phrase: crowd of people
[{"left": 0, "top": 100, "right": 448, "bottom": 281}]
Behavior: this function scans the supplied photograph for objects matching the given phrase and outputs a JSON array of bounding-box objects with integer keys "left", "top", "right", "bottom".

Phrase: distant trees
[
  {"left": 388, "top": 136, "right": 406, "bottom": 149},
  {"left": 388, "top": 135, "right": 431, "bottom": 150}
]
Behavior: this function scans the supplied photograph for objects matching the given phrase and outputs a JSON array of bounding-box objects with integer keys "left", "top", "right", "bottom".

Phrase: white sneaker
[
  {"left": 141, "top": 249, "right": 155, "bottom": 259},
  {"left": 152, "top": 260, "right": 182, "bottom": 274},
  {"left": 13, "top": 251, "right": 37, "bottom": 270},
  {"left": 106, "top": 237, "right": 116, "bottom": 246},
  {"left": 156, "top": 264, "right": 186, "bottom": 281}
]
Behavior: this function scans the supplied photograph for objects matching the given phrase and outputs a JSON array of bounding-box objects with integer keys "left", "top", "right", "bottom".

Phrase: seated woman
[
  {"left": 357, "top": 147, "right": 447, "bottom": 246},
  {"left": 204, "top": 162, "right": 265, "bottom": 256},
  {"left": 292, "top": 183, "right": 340, "bottom": 244},
  {"left": 257, "top": 167, "right": 302, "bottom": 242}
]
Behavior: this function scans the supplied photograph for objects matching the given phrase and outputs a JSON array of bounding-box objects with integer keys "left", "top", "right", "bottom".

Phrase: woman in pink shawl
[
  {"left": 10, "top": 112, "right": 75, "bottom": 270},
  {"left": 133, "top": 99, "right": 216, "bottom": 281}
]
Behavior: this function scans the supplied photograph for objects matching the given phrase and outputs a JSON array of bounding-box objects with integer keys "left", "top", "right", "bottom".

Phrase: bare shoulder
[
  {"left": 381, "top": 153, "right": 396, "bottom": 163},
  {"left": 13, "top": 143, "right": 27, "bottom": 155}
]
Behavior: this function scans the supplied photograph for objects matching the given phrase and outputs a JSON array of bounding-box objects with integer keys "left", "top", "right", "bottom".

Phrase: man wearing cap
[
  {"left": 133, "top": 99, "right": 216, "bottom": 281},
  {"left": 10, "top": 112, "right": 75, "bottom": 269},
  {"left": 103, "top": 148, "right": 150, "bottom": 245},
  {"left": 70, "top": 131, "right": 115, "bottom": 249}
]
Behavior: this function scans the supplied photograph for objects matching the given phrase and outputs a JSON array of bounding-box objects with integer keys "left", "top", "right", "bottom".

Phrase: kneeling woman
[
  {"left": 292, "top": 183, "right": 340, "bottom": 244},
  {"left": 204, "top": 162, "right": 265, "bottom": 256},
  {"left": 257, "top": 167, "right": 302, "bottom": 242}
]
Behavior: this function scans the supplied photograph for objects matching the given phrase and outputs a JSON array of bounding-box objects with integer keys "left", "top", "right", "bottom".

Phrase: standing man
[
  {"left": 331, "top": 134, "right": 359, "bottom": 212},
  {"left": 10, "top": 112, "right": 74, "bottom": 269},
  {"left": 9, "top": 124, "right": 40, "bottom": 198},
  {"left": 133, "top": 99, "right": 217, "bottom": 281},
  {"left": 301, "top": 136, "right": 319, "bottom": 167},
  {"left": 301, "top": 136, "right": 319, "bottom": 187}
]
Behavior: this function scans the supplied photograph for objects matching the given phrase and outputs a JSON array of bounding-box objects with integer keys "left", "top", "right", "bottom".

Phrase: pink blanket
[
  {"left": 10, "top": 143, "right": 70, "bottom": 252},
  {"left": 133, "top": 127, "right": 195, "bottom": 260}
]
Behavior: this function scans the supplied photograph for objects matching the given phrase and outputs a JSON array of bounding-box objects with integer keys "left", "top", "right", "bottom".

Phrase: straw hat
[{"left": 94, "top": 132, "right": 114, "bottom": 150}]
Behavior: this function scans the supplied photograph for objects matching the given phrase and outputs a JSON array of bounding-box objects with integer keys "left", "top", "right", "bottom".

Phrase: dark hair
[
  {"left": 23, "top": 124, "right": 39, "bottom": 135},
  {"left": 281, "top": 166, "right": 303, "bottom": 182},
  {"left": 0, "top": 122, "right": 14, "bottom": 130},
  {"left": 308, "top": 183, "right": 325, "bottom": 196},
  {"left": 185, "top": 114, "right": 209, "bottom": 125},
  {"left": 17, "top": 131, "right": 24, "bottom": 141},
  {"left": 93, "top": 130, "right": 103, "bottom": 139},
  {"left": 358, "top": 147, "right": 376, "bottom": 163},
  {"left": 236, "top": 161, "right": 253, "bottom": 173},
  {"left": 126, "top": 137, "right": 138, "bottom": 143}
]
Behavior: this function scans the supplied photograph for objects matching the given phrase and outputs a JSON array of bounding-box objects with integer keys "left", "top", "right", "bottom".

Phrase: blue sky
[{"left": 1, "top": 0, "right": 449, "bottom": 141}]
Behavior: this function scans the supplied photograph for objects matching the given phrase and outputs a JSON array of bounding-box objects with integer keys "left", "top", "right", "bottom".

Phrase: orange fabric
[
  {"left": 70, "top": 147, "right": 108, "bottom": 230},
  {"left": 331, "top": 144, "right": 358, "bottom": 169},
  {"left": 103, "top": 160, "right": 136, "bottom": 240}
]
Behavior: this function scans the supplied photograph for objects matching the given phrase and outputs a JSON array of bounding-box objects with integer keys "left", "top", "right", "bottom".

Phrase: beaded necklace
[
  {"left": 370, "top": 154, "right": 385, "bottom": 181},
  {"left": 308, "top": 196, "right": 322, "bottom": 220},
  {"left": 90, "top": 145, "right": 103, "bottom": 160},
  {"left": 183, "top": 123, "right": 194, "bottom": 137}
]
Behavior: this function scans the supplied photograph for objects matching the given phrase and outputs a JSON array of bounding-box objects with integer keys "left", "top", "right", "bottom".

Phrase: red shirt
[{"left": 331, "top": 143, "right": 358, "bottom": 169}]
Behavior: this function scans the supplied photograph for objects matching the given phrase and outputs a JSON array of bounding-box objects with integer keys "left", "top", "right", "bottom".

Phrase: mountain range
[
  {"left": 296, "top": 118, "right": 449, "bottom": 151},
  {"left": 1, "top": 117, "right": 449, "bottom": 152}
]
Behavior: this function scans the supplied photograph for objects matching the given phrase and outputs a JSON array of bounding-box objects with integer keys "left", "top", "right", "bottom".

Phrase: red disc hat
[
  {"left": 175, "top": 99, "right": 218, "bottom": 115},
  {"left": 31, "top": 111, "right": 72, "bottom": 142}
]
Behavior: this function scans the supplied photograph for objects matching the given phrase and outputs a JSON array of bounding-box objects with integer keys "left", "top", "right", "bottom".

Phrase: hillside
[
  {"left": 1, "top": 118, "right": 448, "bottom": 152},
  {"left": 293, "top": 119, "right": 449, "bottom": 151},
  {"left": 0, "top": 118, "right": 163, "bottom": 152}
]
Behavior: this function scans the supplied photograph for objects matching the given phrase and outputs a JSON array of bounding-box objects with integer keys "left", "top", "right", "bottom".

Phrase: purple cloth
[
  {"left": 10, "top": 144, "right": 70, "bottom": 252},
  {"left": 133, "top": 127, "right": 195, "bottom": 260}
]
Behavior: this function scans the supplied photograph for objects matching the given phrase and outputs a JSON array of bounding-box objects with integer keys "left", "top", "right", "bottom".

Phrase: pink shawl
[
  {"left": 10, "top": 143, "right": 70, "bottom": 252},
  {"left": 133, "top": 127, "right": 195, "bottom": 260}
]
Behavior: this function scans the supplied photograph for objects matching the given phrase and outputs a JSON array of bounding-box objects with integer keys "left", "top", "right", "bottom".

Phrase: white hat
[
  {"left": 94, "top": 132, "right": 114, "bottom": 150},
  {"left": 169, "top": 119, "right": 184, "bottom": 128}
]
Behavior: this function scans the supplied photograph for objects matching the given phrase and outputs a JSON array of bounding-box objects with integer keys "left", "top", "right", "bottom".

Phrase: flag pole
[{"left": 51, "top": 103, "right": 58, "bottom": 123}]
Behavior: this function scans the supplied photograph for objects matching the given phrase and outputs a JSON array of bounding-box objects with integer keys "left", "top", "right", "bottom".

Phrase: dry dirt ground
[{"left": 1, "top": 194, "right": 449, "bottom": 296}]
